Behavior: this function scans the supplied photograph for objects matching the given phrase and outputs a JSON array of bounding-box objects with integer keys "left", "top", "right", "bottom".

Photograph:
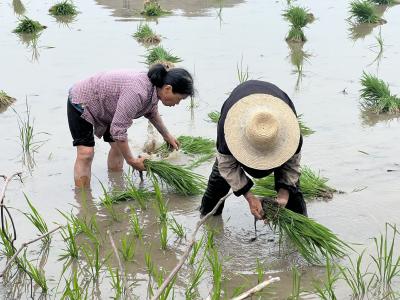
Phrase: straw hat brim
[{"left": 224, "top": 94, "right": 300, "bottom": 170}]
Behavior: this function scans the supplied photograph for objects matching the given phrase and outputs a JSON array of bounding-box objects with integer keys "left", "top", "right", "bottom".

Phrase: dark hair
[{"left": 147, "top": 64, "right": 194, "bottom": 96}]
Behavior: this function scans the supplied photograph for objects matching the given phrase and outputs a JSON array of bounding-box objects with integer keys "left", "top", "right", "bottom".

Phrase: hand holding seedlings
[{"left": 244, "top": 191, "right": 263, "bottom": 220}]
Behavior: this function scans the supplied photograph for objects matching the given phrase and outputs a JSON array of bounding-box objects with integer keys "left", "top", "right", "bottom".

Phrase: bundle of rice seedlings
[
  {"left": 261, "top": 197, "right": 350, "bottom": 264},
  {"left": 283, "top": 6, "right": 311, "bottom": 43},
  {"left": 253, "top": 166, "right": 337, "bottom": 200},
  {"left": 360, "top": 72, "right": 400, "bottom": 114},
  {"left": 0, "top": 90, "right": 16, "bottom": 109},
  {"left": 141, "top": 0, "right": 170, "bottom": 17},
  {"left": 49, "top": 0, "right": 78, "bottom": 16},
  {"left": 133, "top": 23, "right": 161, "bottom": 44},
  {"left": 156, "top": 135, "right": 215, "bottom": 157},
  {"left": 207, "top": 111, "right": 220, "bottom": 123},
  {"left": 350, "top": 0, "right": 384, "bottom": 24},
  {"left": 13, "top": 17, "right": 46, "bottom": 34},
  {"left": 144, "top": 160, "right": 206, "bottom": 195},
  {"left": 144, "top": 46, "right": 182, "bottom": 67},
  {"left": 298, "top": 114, "right": 315, "bottom": 136}
]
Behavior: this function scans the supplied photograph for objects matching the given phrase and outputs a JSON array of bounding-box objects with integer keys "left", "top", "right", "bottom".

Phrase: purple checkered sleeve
[{"left": 70, "top": 70, "right": 158, "bottom": 141}]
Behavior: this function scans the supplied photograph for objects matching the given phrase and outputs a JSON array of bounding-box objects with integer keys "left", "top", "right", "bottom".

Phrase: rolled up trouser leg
[{"left": 200, "top": 160, "right": 231, "bottom": 216}]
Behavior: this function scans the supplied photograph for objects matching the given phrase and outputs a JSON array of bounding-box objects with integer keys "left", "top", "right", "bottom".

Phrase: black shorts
[{"left": 67, "top": 99, "right": 114, "bottom": 147}]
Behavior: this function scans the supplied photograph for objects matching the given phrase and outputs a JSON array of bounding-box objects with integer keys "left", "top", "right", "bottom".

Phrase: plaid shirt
[{"left": 70, "top": 70, "right": 158, "bottom": 141}]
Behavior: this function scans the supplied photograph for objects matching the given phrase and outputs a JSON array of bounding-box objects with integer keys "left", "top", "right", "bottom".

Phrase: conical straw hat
[{"left": 224, "top": 94, "right": 300, "bottom": 170}]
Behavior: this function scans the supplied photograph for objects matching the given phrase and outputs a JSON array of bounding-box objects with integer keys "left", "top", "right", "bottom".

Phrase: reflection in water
[
  {"left": 17, "top": 32, "right": 41, "bottom": 62},
  {"left": 287, "top": 42, "right": 311, "bottom": 91},
  {"left": 360, "top": 110, "right": 400, "bottom": 127},
  {"left": 348, "top": 22, "right": 379, "bottom": 41},
  {"left": 12, "top": 0, "right": 25, "bottom": 15},
  {"left": 368, "top": 28, "right": 385, "bottom": 70},
  {"left": 53, "top": 14, "right": 78, "bottom": 26},
  {"left": 95, "top": 0, "right": 244, "bottom": 19}
]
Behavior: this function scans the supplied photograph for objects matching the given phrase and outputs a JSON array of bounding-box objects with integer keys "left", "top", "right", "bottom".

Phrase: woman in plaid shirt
[{"left": 67, "top": 64, "right": 194, "bottom": 188}]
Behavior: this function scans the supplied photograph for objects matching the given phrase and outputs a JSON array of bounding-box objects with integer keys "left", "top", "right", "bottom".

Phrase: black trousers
[{"left": 199, "top": 160, "right": 308, "bottom": 216}]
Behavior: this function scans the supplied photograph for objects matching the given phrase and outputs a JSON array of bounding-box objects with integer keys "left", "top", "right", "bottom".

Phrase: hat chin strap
[{"left": 245, "top": 111, "right": 279, "bottom": 151}]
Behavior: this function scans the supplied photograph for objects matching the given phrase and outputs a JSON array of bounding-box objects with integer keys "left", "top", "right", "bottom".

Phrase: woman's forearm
[{"left": 149, "top": 111, "right": 170, "bottom": 138}]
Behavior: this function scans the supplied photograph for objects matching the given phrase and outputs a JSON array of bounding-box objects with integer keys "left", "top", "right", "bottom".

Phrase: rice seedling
[
  {"left": 152, "top": 178, "right": 168, "bottom": 223},
  {"left": 145, "top": 251, "right": 155, "bottom": 276},
  {"left": 339, "top": 251, "right": 372, "bottom": 298},
  {"left": 0, "top": 90, "right": 16, "bottom": 109},
  {"left": 23, "top": 194, "right": 49, "bottom": 243},
  {"left": 261, "top": 198, "right": 350, "bottom": 264},
  {"left": 129, "top": 209, "right": 143, "bottom": 239},
  {"left": 153, "top": 268, "right": 176, "bottom": 300},
  {"left": 311, "top": 258, "right": 339, "bottom": 299},
  {"left": 110, "top": 177, "right": 152, "bottom": 208},
  {"left": 370, "top": 223, "right": 400, "bottom": 288},
  {"left": 189, "top": 235, "right": 204, "bottom": 265},
  {"left": 108, "top": 266, "right": 124, "bottom": 299},
  {"left": 13, "top": 16, "right": 46, "bottom": 34},
  {"left": 141, "top": 0, "right": 170, "bottom": 17},
  {"left": 168, "top": 215, "right": 185, "bottom": 239},
  {"left": 81, "top": 244, "right": 105, "bottom": 281},
  {"left": 237, "top": 55, "right": 249, "bottom": 83},
  {"left": 253, "top": 166, "right": 337, "bottom": 200},
  {"left": 61, "top": 270, "right": 88, "bottom": 300},
  {"left": 0, "top": 228, "right": 16, "bottom": 258},
  {"left": 14, "top": 99, "right": 49, "bottom": 166},
  {"left": 185, "top": 258, "right": 206, "bottom": 299},
  {"left": 207, "top": 247, "right": 223, "bottom": 300},
  {"left": 283, "top": 6, "right": 311, "bottom": 42},
  {"left": 206, "top": 225, "right": 217, "bottom": 250},
  {"left": 369, "top": 29, "right": 385, "bottom": 65},
  {"left": 144, "top": 45, "right": 182, "bottom": 67},
  {"left": 255, "top": 258, "right": 265, "bottom": 283},
  {"left": 187, "top": 153, "right": 215, "bottom": 169},
  {"left": 207, "top": 111, "right": 220, "bottom": 123},
  {"left": 360, "top": 72, "right": 400, "bottom": 114},
  {"left": 349, "top": 0, "right": 383, "bottom": 24},
  {"left": 12, "top": 0, "right": 26, "bottom": 15},
  {"left": 133, "top": 23, "right": 161, "bottom": 44},
  {"left": 288, "top": 266, "right": 301, "bottom": 300},
  {"left": 59, "top": 223, "right": 79, "bottom": 260},
  {"left": 59, "top": 211, "right": 99, "bottom": 245},
  {"left": 298, "top": 114, "right": 315, "bottom": 136},
  {"left": 99, "top": 181, "right": 119, "bottom": 221},
  {"left": 119, "top": 236, "right": 136, "bottom": 262},
  {"left": 20, "top": 251, "right": 48, "bottom": 293},
  {"left": 49, "top": 1, "right": 78, "bottom": 16},
  {"left": 159, "top": 221, "right": 168, "bottom": 250},
  {"left": 144, "top": 159, "right": 207, "bottom": 195}
]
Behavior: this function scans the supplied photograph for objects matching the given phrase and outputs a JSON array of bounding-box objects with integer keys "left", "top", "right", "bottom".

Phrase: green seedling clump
[
  {"left": 298, "top": 114, "right": 315, "bottom": 136},
  {"left": 145, "top": 45, "right": 182, "bottom": 67},
  {"left": 261, "top": 198, "right": 350, "bottom": 264},
  {"left": 141, "top": 0, "right": 170, "bottom": 17},
  {"left": 253, "top": 166, "right": 337, "bottom": 200},
  {"left": 49, "top": 1, "right": 78, "bottom": 16},
  {"left": 283, "top": 6, "right": 312, "bottom": 42},
  {"left": 0, "top": 90, "right": 16, "bottom": 108},
  {"left": 14, "top": 17, "right": 46, "bottom": 34},
  {"left": 350, "top": 0, "right": 384, "bottom": 24},
  {"left": 133, "top": 23, "right": 161, "bottom": 44},
  {"left": 371, "top": 0, "right": 394, "bottom": 3},
  {"left": 145, "top": 159, "right": 206, "bottom": 195},
  {"left": 360, "top": 72, "right": 400, "bottom": 114},
  {"left": 207, "top": 111, "right": 220, "bottom": 123}
]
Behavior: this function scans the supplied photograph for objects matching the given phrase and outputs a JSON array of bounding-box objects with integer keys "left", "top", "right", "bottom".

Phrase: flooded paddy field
[{"left": 1, "top": 0, "right": 400, "bottom": 299}]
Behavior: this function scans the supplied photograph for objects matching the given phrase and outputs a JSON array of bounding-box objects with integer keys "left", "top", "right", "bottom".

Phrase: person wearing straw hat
[{"left": 200, "top": 80, "right": 307, "bottom": 219}]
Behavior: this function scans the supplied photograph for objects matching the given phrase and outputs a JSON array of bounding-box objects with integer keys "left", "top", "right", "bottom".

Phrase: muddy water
[{"left": 1, "top": 0, "right": 400, "bottom": 298}]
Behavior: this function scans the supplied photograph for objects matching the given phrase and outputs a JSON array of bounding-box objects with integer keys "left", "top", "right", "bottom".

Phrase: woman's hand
[
  {"left": 128, "top": 153, "right": 150, "bottom": 171},
  {"left": 164, "top": 134, "right": 180, "bottom": 151},
  {"left": 244, "top": 191, "right": 263, "bottom": 220}
]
